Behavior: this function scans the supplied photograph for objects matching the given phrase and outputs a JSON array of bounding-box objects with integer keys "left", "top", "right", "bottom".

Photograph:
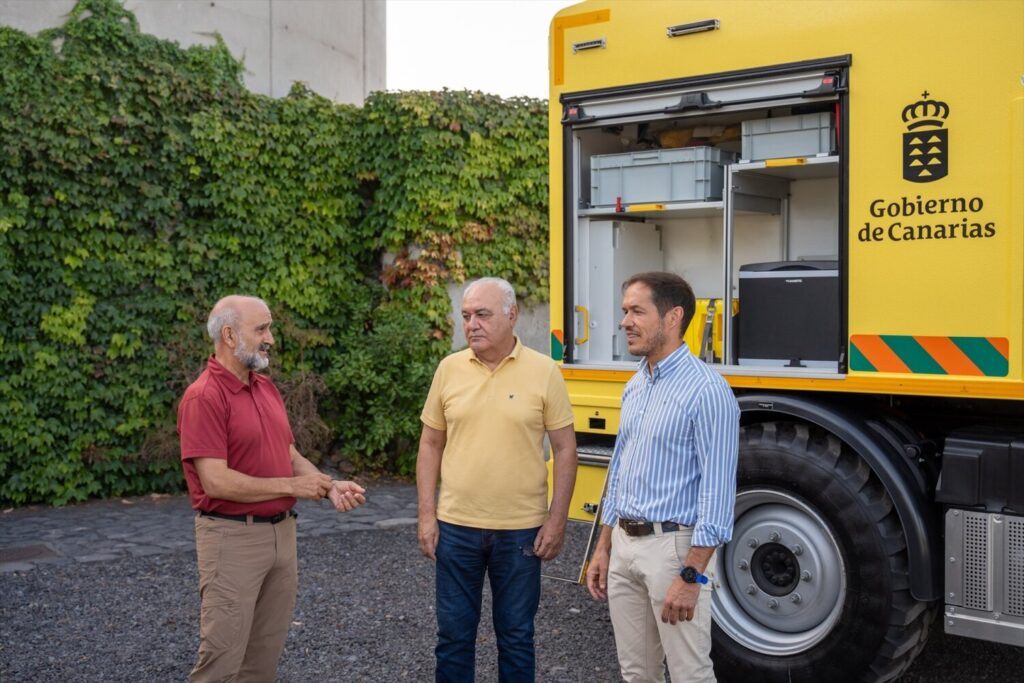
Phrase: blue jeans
[{"left": 435, "top": 521, "right": 542, "bottom": 683}]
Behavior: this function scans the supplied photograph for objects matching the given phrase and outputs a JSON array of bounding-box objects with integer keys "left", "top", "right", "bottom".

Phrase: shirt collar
[
  {"left": 468, "top": 337, "right": 522, "bottom": 368},
  {"left": 639, "top": 342, "right": 690, "bottom": 381},
  {"left": 207, "top": 355, "right": 262, "bottom": 393}
]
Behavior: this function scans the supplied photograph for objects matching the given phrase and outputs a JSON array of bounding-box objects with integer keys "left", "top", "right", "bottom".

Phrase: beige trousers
[
  {"left": 608, "top": 525, "right": 717, "bottom": 683},
  {"left": 189, "top": 514, "right": 298, "bottom": 683}
]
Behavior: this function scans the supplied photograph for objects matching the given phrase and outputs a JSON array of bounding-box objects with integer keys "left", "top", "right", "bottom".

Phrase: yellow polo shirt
[{"left": 421, "top": 339, "right": 575, "bottom": 529}]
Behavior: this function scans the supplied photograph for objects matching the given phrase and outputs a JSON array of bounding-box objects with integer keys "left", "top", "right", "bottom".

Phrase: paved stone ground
[{"left": 0, "top": 480, "right": 418, "bottom": 572}]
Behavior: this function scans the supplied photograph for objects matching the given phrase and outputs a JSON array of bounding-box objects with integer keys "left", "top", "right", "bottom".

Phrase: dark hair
[{"left": 623, "top": 271, "right": 697, "bottom": 334}]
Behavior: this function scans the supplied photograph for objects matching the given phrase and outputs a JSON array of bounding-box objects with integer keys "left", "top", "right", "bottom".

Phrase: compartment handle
[
  {"left": 664, "top": 91, "right": 722, "bottom": 113},
  {"left": 574, "top": 305, "right": 590, "bottom": 345}
]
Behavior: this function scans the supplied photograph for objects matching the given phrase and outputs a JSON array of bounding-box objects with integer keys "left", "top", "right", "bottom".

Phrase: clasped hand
[{"left": 326, "top": 479, "right": 366, "bottom": 512}]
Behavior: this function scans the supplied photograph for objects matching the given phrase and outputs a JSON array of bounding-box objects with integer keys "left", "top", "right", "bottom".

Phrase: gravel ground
[{"left": 1, "top": 524, "right": 1020, "bottom": 682}]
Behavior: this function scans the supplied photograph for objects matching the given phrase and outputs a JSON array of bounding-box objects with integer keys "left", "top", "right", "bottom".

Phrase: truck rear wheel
[{"left": 711, "top": 421, "right": 935, "bottom": 682}]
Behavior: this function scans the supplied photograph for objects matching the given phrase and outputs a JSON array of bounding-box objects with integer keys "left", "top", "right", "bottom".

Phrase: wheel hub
[
  {"left": 751, "top": 542, "right": 799, "bottom": 596},
  {"left": 713, "top": 490, "right": 846, "bottom": 655}
]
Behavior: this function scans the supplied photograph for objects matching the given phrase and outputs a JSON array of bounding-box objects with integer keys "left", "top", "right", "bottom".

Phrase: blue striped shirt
[{"left": 601, "top": 343, "right": 740, "bottom": 547}]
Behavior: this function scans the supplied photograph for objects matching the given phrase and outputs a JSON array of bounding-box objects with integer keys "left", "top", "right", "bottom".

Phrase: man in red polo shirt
[{"left": 178, "top": 294, "right": 366, "bottom": 683}]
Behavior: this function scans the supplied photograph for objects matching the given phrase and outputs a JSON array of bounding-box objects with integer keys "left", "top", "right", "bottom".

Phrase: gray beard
[{"left": 235, "top": 337, "right": 270, "bottom": 371}]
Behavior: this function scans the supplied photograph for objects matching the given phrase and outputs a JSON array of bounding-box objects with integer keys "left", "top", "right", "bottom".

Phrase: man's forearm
[
  {"left": 200, "top": 466, "right": 296, "bottom": 503},
  {"left": 546, "top": 425, "right": 577, "bottom": 522},
  {"left": 547, "top": 447, "right": 577, "bottom": 522},
  {"left": 416, "top": 451, "right": 441, "bottom": 516},
  {"left": 416, "top": 429, "right": 445, "bottom": 517},
  {"left": 289, "top": 443, "right": 321, "bottom": 477},
  {"left": 594, "top": 524, "right": 613, "bottom": 553},
  {"left": 684, "top": 545, "right": 717, "bottom": 574},
  {"left": 197, "top": 448, "right": 330, "bottom": 503}
]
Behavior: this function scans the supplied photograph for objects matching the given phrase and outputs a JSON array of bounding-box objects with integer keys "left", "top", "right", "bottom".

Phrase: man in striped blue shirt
[{"left": 586, "top": 272, "right": 740, "bottom": 683}]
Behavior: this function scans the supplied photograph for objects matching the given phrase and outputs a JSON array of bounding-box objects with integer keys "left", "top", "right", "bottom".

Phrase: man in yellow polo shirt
[{"left": 417, "top": 276, "right": 577, "bottom": 682}]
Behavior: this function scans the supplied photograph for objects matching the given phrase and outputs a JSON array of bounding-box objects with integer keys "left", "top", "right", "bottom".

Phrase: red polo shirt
[{"left": 177, "top": 356, "right": 296, "bottom": 516}]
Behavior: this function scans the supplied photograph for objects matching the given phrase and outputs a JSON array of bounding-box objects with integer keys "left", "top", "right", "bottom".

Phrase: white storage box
[
  {"left": 590, "top": 146, "right": 736, "bottom": 207},
  {"left": 741, "top": 112, "right": 834, "bottom": 161}
]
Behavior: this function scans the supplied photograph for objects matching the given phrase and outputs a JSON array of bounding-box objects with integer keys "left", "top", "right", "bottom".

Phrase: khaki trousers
[
  {"left": 189, "top": 514, "right": 298, "bottom": 683},
  {"left": 608, "top": 525, "right": 717, "bottom": 683}
]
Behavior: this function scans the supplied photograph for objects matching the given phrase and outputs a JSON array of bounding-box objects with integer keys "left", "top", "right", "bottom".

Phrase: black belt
[
  {"left": 618, "top": 519, "right": 682, "bottom": 537},
  {"left": 199, "top": 509, "right": 296, "bottom": 524}
]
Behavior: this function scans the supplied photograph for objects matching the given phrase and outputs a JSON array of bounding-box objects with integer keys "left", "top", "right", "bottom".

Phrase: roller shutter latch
[{"left": 664, "top": 91, "right": 723, "bottom": 114}]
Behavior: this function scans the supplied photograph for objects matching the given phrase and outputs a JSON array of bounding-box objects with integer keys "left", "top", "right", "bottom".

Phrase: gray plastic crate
[
  {"left": 590, "top": 146, "right": 737, "bottom": 207},
  {"left": 741, "top": 112, "right": 834, "bottom": 161}
]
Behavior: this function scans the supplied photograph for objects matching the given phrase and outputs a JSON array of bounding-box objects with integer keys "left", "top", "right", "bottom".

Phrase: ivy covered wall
[{"left": 0, "top": 0, "right": 549, "bottom": 505}]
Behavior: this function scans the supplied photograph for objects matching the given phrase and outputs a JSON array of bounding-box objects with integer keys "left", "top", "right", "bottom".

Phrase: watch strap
[{"left": 680, "top": 565, "right": 709, "bottom": 584}]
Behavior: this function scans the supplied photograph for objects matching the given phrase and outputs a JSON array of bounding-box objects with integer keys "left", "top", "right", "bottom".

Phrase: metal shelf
[
  {"left": 733, "top": 155, "right": 839, "bottom": 180},
  {"left": 578, "top": 201, "right": 724, "bottom": 220}
]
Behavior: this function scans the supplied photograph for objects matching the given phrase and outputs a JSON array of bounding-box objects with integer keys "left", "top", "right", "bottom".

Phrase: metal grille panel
[
  {"left": 963, "top": 514, "right": 991, "bottom": 611},
  {"left": 1007, "top": 518, "right": 1024, "bottom": 617}
]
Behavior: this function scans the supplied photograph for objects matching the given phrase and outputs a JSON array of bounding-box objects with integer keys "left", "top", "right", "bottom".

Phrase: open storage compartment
[
  {"left": 562, "top": 58, "right": 848, "bottom": 375},
  {"left": 591, "top": 146, "right": 738, "bottom": 206}
]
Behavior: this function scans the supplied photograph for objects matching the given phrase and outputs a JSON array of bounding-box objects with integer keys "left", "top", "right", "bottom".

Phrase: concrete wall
[{"left": 0, "top": 0, "right": 385, "bottom": 103}]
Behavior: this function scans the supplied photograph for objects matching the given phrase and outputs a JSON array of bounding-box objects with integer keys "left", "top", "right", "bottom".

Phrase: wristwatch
[{"left": 680, "top": 565, "right": 709, "bottom": 585}]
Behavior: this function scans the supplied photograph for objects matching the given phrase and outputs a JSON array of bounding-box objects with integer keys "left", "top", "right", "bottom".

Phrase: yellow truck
[{"left": 546, "top": 1, "right": 1023, "bottom": 680}]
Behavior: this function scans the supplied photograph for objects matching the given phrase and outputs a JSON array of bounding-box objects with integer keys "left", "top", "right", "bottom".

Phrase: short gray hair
[
  {"left": 206, "top": 295, "right": 267, "bottom": 342},
  {"left": 464, "top": 277, "right": 517, "bottom": 314}
]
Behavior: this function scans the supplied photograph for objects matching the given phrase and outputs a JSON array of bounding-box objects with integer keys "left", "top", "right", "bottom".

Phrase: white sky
[{"left": 386, "top": 0, "right": 580, "bottom": 99}]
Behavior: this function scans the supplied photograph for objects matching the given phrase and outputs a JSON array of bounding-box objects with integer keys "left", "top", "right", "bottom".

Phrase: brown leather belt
[{"left": 618, "top": 519, "right": 682, "bottom": 537}]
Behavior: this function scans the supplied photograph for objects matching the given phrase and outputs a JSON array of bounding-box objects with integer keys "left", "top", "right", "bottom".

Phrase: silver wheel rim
[{"left": 712, "top": 489, "right": 846, "bottom": 655}]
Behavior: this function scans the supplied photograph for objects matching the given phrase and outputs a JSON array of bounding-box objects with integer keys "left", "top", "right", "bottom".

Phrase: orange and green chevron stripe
[
  {"left": 849, "top": 335, "right": 1009, "bottom": 377},
  {"left": 551, "top": 330, "right": 565, "bottom": 361}
]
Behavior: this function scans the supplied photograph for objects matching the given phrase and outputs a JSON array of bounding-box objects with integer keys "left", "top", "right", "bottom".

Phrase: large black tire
[{"left": 711, "top": 421, "right": 937, "bottom": 683}]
